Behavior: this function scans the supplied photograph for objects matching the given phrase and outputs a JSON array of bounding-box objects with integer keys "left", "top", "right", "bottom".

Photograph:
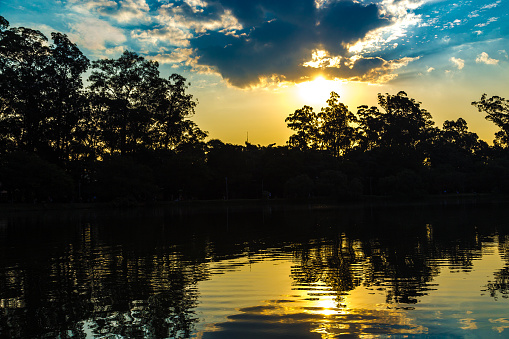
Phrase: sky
[{"left": 2, "top": 0, "right": 509, "bottom": 145}]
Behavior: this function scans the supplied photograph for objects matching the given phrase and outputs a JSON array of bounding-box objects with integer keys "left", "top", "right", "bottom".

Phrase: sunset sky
[{"left": 4, "top": 0, "right": 509, "bottom": 145}]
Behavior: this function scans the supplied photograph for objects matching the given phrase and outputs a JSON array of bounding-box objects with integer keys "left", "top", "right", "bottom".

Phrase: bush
[
  {"left": 285, "top": 174, "right": 314, "bottom": 199},
  {"left": 92, "top": 155, "right": 158, "bottom": 202},
  {"left": 0, "top": 152, "right": 74, "bottom": 202}
]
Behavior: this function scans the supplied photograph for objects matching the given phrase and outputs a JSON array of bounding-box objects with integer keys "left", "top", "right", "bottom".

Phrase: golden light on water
[
  {"left": 313, "top": 296, "right": 340, "bottom": 316},
  {"left": 190, "top": 235, "right": 509, "bottom": 338}
]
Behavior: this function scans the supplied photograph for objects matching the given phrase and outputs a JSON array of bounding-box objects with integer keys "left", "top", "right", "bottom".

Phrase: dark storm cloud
[
  {"left": 193, "top": 20, "right": 317, "bottom": 87},
  {"left": 190, "top": 0, "right": 392, "bottom": 87},
  {"left": 207, "top": 0, "right": 317, "bottom": 27},
  {"left": 317, "top": 1, "right": 388, "bottom": 54}
]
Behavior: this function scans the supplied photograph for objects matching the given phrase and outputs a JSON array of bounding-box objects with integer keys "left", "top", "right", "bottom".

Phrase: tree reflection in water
[
  {"left": 485, "top": 234, "right": 509, "bottom": 301},
  {"left": 0, "top": 202, "right": 508, "bottom": 338},
  {"left": 0, "top": 217, "right": 209, "bottom": 338}
]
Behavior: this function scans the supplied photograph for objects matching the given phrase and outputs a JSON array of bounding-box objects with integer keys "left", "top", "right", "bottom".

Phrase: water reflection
[{"left": 0, "top": 202, "right": 508, "bottom": 338}]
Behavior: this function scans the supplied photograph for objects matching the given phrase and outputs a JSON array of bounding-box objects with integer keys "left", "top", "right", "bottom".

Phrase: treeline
[{"left": 1, "top": 16, "right": 509, "bottom": 203}]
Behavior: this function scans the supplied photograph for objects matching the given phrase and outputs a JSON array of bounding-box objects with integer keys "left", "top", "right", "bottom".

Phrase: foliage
[
  {"left": 472, "top": 94, "right": 509, "bottom": 147},
  {"left": 88, "top": 51, "right": 205, "bottom": 155},
  {"left": 92, "top": 155, "right": 158, "bottom": 202},
  {"left": 318, "top": 92, "right": 358, "bottom": 157},
  {"left": 0, "top": 18, "right": 90, "bottom": 161},
  {"left": 285, "top": 174, "right": 314, "bottom": 199},
  {"left": 285, "top": 105, "right": 318, "bottom": 150},
  {"left": 357, "top": 91, "right": 436, "bottom": 151},
  {"left": 286, "top": 92, "right": 357, "bottom": 156},
  {"left": 2, "top": 15, "right": 509, "bottom": 202},
  {"left": 0, "top": 152, "right": 74, "bottom": 202}
]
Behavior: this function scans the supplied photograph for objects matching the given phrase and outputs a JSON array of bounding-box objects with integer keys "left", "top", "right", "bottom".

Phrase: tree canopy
[
  {"left": 1, "top": 15, "right": 509, "bottom": 203},
  {"left": 472, "top": 94, "right": 509, "bottom": 147}
]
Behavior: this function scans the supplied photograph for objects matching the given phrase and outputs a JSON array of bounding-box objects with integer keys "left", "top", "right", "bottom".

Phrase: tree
[
  {"left": 89, "top": 51, "right": 160, "bottom": 155},
  {"left": 88, "top": 51, "right": 205, "bottom": 155},
  {"left": 0, "top": 17, "right": 89, "bottom": 161},
  {"left": 357, "top": 105, "right": 385, "bottom": 151},
  {"left": 0, "top": 151, "right": 74, "bottom": 202},
  {"left": 354, "top": 91, "right": 438, "bottom": 178},
  {"left": 318, "top": 92, "right": 357, "bottom": 157},
  {"left": 472, "top": 94, "right": 509, "bottom": 147},
  {"left": 0, "top": 16, "right": 53, "bottom": 153},
  {"left": 285, "top": 105, "right": 318, "bottom": 150},
  {"left": 441, "top": 118, "right": 481, "bottom": 153},
  {"left": 45, "top": 32, "right": 90, "bottom": 162},
  {"left": 286, "top": 92, "right": 357, "bottom": 156},
  {"left": 151, "top": 74, "right": 204, "bottom": 150},
  {"left": 375, "top": 91, "right": 435, "bottom": 149}
]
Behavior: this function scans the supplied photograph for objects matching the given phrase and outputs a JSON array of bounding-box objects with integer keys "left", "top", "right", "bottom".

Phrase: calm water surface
[{"left": 1, "top": 202, "right": 509, "bottom": 338}]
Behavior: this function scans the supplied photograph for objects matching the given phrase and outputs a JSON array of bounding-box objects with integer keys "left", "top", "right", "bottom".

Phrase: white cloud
[
  {"left": 151, "top": 48, "right": 194, "bottom": 64},
  {"left": 468, "top": 11, "right": 479, "bottom": 18},
  {"left": 450, "top": 57, "right": 464, "bottom": 70},
  {"left": 132, "top": 27, "right": 192, "bottom": 47},
  {"left": 476, "top": 52, "right": 499, "bottom": 65},
  {"left": 427, "top": 67, "right": 434, "bottom": 72},
  {"left": 67, "top": 16, "right": 126, "bottom": 51},
  {"left": 476, "top": 17, "right": 498, "bottom": 27},
  {"left": 481, "top": 1, "right": 501, "bottom": 10},
  {"left": 444, "top": 19, "right": 462, "bottom": 29},
  {"left": 359, "top": 56, "right": 420, "bottom": 84},
  {"left": 111, "top": 0, "right": 151, "bottom": 23},
  {"left": 303, "top": 50, "right": 342, "bottom": 68},
  {"left": 69, "top": 0, "right": 151, "bottom": 24},
  {"left": 347, "top": 0, "right": 426, "bottom": 55},
  {"left": 183, "top": 0, "right": 207, "bottom": 12}
]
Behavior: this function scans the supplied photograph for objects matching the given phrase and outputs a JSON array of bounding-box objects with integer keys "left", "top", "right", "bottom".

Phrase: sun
[{"left": 296, "top": 76, "right": 341, "bottom": 106}]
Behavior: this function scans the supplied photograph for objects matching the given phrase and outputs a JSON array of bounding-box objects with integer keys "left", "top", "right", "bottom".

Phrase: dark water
[{"left": 1, "top": 201, "right": 509, "bottom": 338}]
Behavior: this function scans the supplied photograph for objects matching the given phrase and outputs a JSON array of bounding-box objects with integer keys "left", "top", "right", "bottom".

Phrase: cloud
[
  {"left": 151, "top": 48, "right": 194, "bottom": 65},
  {"left": 69, "top": 0, "right": 151, "bottom": 24},
  {"left": 67, "top": 16, "right": 126, "bottom": 52},
  {"left": 188, "top": 0, "right": 395, "bottom": 87},
  {"left": 155, "top": 3, "right": 242, "bottom": 35},
  {"left": 476, "top": 17, "right": 498, "bottom": 27},
  {"left": 450, "top": 57, "right": 464, "bottom": 69},
  {"left": 46, "top": 0, "right": 508, "bottom": 88},
  {"left": 132, "top": 27, "right": 192, "bottom": 47},
  {"left": 476, "top": 52, "right": 499, "bottom": 65},
  {"left": 480, "top": 1, "right": 501, "bottom": 10}
]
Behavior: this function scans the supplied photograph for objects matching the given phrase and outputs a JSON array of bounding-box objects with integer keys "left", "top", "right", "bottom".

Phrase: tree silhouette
[
  {"left": 0, "top": 17, "right": 53, "bottom": 154},
  {"left": 358, "top": 91, "right": 436, "bottom": 151},
  {"left": 89, "top": 51, "right": 162, "bottom": 155},
  {"left": 46, "top": 32, "right": 90, "bottom": 163},
  {"left": 472, "top": 94, "right": 509, "bottom": 147},
  {"left": 286, "top": 92, "right": 357, "bottom": 156},
  {"left": 151, "top": 74, "right": 205, "bottom": 150},
  {"left": 318, "top": 92, "right": 357, "bottom": 157},
  {"left": 88, "top": 52, "right": 205, "bottom": 156},
  {"left": 285, "top": 105, "right": 318, "bottom": 150},
  {"left": 0, "top": 18, "right": 90, "bottom": 162}
]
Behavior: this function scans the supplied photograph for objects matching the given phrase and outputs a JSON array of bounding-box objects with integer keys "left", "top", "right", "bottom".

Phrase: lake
[{"left": 1, "top": 201, "right": 508, "bottom": 338}]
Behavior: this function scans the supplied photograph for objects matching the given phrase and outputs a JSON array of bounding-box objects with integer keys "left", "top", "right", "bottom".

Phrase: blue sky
[{"left": 3, "top": 0, "right": 509, "bottom": 145}]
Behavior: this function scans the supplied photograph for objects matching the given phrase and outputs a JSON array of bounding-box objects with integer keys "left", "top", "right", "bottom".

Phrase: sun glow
[{"left": 296, "top": 76, "right": 343, "bottom": 106}]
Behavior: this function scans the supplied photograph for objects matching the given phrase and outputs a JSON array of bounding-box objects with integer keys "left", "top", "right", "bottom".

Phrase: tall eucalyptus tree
[
  {"left": 472, "top": 94, "right": 509, "bottom": 147},
  {"left": 0, "top": 17, "right": 90, "bottom": 161},
  {"left": 0, "top": 16, "right": 52, "bottom": 154},
  {"left": 88, "top": 51, "right": 205, "bottom": 155}
]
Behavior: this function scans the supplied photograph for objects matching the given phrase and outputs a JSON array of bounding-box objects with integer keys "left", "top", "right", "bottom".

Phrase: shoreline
[{"left": 0, "top": 193, "right": 505, "bottom": 213}]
